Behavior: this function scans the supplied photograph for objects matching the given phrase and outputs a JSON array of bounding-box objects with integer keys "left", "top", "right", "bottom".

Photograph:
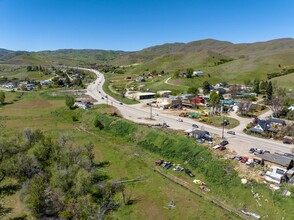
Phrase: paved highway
[{"left": 84, "top": 68, "right": 292, "bottom": 156}]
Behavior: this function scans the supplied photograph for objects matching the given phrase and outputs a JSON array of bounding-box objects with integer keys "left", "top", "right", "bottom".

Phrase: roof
[
  {"left": 268, "top": 118, "right": 286, "bottom": 125},
  {"left": 258, "top": 120, "right": 271, "bottom": 131},
  {"left": 135, "top": 92, "right": 155, "bottom": 96},
  {"left": 258, "top": 153, "right": 294, "bottom": 168}
]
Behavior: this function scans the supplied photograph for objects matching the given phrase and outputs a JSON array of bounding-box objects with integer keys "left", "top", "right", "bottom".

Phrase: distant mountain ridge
[{"left": 1, "top": 38, "right": 294, "bottom": 69}]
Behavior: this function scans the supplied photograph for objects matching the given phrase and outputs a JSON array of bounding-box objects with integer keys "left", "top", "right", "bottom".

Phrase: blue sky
[{"left": 0, "top": 0, "right": 293, "bottom": 51}]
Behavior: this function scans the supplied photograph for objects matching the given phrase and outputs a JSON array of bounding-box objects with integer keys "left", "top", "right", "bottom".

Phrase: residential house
[
  {"left": 131, "top": 92, "right": 155, "bottom": 100},
  {"left": 249, "top": 119, "right": 271, "bottom": 134},
  {"left": 220, "top": 99, "right": 235, "bottom": 106},
  {"left": 268, "top": 118, "right": 286, "bottom": 126}
]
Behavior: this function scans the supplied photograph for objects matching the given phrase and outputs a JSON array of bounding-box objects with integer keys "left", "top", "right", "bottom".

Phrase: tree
[
  {"left": 173, "top": 69, "right": 180, "bottom": 78},
  {"left": 65, "top": 95, "right": 75, "bottom": 109},
  {"left": 0, "top": 91, "right": 5, "bottom": 104},
  {"left": 253, "top": 79, "right": 260, "bottom": 94},
  {"left": 209, "top": 91, "right": 221, "bottom": 107},
  {"left": 186, "top": 68, "right": 194, "bottom": 78},
  {"left": 269, "top": 96, "right": 283, "bottom": 117},
  {"left": 203, "top": 81, "right": 211, "bottom": 95},
  {"left": 187, "top": 87, "right": 198, "bottom": 95},
  {"left": 266, "top": 81, "right": 273, "bottom": 103},
  {"left": 26, "top": 173, "right": 47, "bottom": 217}
]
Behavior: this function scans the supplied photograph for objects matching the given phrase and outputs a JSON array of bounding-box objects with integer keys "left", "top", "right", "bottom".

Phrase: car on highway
[
  {"left": 283, "top": 140, "right": 292, "bottom": 144},
  {"left": 192, "top": 124, "right": 199, "bottom": 128},
  {"left": 101, "top": 97, "right": 104, "bottom": 99},
  {"left": 177, "top": 118, "right": 183, "bottom": 122},
  {"left": 254, "top": 148, "right": 264, "bottom": 155},
  {"left": 119, "top": 102, "right": 123, "bottom": 105},
  {"left": 227, "top": 131, "right": 235, "bottom": 135},
  {"left": 248, "top": 148, "right": 255, "bottom": 154},
  {"left": 220, "top": 140, "right": 229, "bottom": 146}
]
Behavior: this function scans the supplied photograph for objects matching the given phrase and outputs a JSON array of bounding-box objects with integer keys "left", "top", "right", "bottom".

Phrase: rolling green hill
[{"left": 1, "top": 38, "right": 294, "bottom": 88}]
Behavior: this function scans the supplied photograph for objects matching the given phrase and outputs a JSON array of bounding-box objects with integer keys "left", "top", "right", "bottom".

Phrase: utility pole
[{"left": 150, "top": 104, "right": 152, "bottom": 120}]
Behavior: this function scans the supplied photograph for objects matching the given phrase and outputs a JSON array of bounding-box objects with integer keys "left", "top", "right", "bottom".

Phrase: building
[
  {"left": 157, "top": 90, "right": 172, "bottom": 97},
  {"left": 220, "top": 99, "right": 235, "bottom": 105},
  {"left": 192, "top": 71, "right": 204, "bottom": 76},
  {"left": 268, "top": 118, "right": 286, "bottom": 126},
  {"left": 131, "top": 92, "right": 155, "bottom": 100},
  {"left": 255, "top": 153, "right": 294, "bottom": 170},
  {"left": 249, "top": 120, "right": 271, "bottom": 134}
]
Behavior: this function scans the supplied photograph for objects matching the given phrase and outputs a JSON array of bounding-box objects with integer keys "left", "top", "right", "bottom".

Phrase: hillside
[{"left": 1, "top": 38, "right": 294, "bottom": 86}]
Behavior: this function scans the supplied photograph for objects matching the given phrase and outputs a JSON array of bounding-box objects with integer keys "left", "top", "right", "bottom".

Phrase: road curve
[{"left": 83, "top": 68, "right": 292, "bottom": 156}]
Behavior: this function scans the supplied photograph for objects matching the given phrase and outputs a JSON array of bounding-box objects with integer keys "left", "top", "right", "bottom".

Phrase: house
[
  {"left": 268, "top": 118, "right": 286, "bottom": 126},
  {"left": 220, "top": 99, "right": 235, "bottom": 106},
  {"left": 265, "top": 166, "right": 287, "bottom": 183},
  {"left": 255, "top": 153, "right": 294, "bottom": 170},
  {"left": 249, "top": 119, "right": 271, "bottom": 134},
  {"left": 135, "top": 77, "right": 145, "bottom": 82},
  {"left": 185, "top": 129, "right": 211, "bottom": 140},
  {"left": 192, "top": 71, "right": 204, "bottom": 76},
  {"left": 216, "top": 88, "right": 227, "bottom": 95}
]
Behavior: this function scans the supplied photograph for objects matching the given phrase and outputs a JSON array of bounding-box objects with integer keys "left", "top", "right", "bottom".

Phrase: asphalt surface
[{"left": 84, "top": 68, "right": 293, "bottom": 156}]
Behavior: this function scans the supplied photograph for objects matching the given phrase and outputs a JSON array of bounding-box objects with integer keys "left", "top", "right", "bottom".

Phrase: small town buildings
[
  {"left": 220, "top": 99, "right": 235, "bottom": 106},
  {"left": 249, "top": 120, "right": 271, "bottom": 134}
]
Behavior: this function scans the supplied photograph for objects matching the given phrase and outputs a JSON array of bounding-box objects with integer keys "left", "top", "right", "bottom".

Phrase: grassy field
[
  {"left": 1, "top": 90, "right": 294, "bottom": 219},
  {"left": 0, "top": 91, "right": 237, "bottom": 219},
  {"left": 0, "top": 65, "right": 52, "bottom": 80},
  {"left": 270, "top": 72, "right": 294, "bottom": 91}
]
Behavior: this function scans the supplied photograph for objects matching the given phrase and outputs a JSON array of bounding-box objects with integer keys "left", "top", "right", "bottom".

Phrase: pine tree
[{"left": 266, "top": 81, "right": 273, "bottom": 102}]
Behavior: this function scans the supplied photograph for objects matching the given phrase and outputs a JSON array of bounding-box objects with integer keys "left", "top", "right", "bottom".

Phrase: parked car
[
  {"left": 220, "top": 140, "right": 229, "bottom": 146},
  {"left": 185, "top": 169, "right": 195, "bottom": 177},
  {"left": 241, "top": 157, "right": 249, "bottom": 163},
  {"left": 236, "top": 155, "right": 243, "bottom": 161},
  {"left": 246, "top": 159, "right": 253, "bottom": 166},
  {"left": 227, "top": 131, "right": 235, "bottom": 135},
  {"left": 219, "top": 146, "right": 226, "bottom": 151},
  {"left": 155, "top": 159, "right": 164, "bottom": 165},
  {"left": 177, "top": 118, "right": 183, "bottom": 122},
  {"left": 212, "top": 145, "right": 220, "bottom": 149},
  {"left": 164, "top": 162, "right": 173, "bottom": 169},
  {"left": 162, "top": 122, "right": 170, "bottom": 127},
  {"left": 254, "top": 148, "right": 264, "bottom": 155},
  {"left": 283, "top": 140, "right": 292, "bottom": 145},
  {"left": 196, "top": 138, "right": 205, "bottom": 143},
  {"left": 192, "top": 124, "right": 199, "bottom": 128},
  {"left": 248, "top": 148, "right": 255, "bottom": 154}
]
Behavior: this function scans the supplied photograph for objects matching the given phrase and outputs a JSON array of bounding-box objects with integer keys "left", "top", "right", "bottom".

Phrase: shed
[{"left": 256, "top": 153, "right": 294, "bottom": 170}]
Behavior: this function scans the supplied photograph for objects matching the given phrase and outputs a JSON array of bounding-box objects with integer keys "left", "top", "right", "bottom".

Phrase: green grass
[
  {"left": 1, "top": 89, "right": 294, "bottom": 219},
  {"left": 200, "top": 115, "right": 240, "bottom": 129},
  {"left": 103, "top": 76, "right": 139, "bottom": 104},
  {"left": 271, "top": 72, "right": 294, "bottom": 91}
]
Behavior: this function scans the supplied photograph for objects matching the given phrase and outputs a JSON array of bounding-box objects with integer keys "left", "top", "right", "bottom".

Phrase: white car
[
  {"left": 212, "top": 145, "right": 220, "bottom": 149},
  {"left": 177, "top": 118, "right": 183, "bottom": 122}
]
